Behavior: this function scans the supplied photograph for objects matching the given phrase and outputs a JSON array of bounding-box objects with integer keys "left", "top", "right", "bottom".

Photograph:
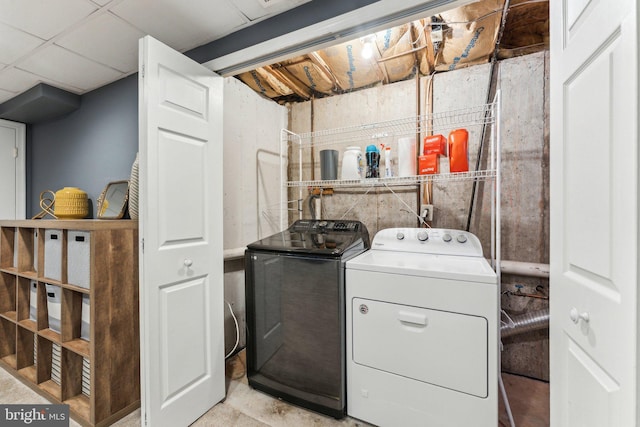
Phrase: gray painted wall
[
  {"left": 28, "top": 74, "right": 138, "bottom": 218},
  {"left": 25, "top": 72, "right": 285, "bottom": 357}
]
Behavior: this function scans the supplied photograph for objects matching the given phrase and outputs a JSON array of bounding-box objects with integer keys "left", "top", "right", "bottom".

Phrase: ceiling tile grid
[
  {"left": 109, "top": 0, "right": 249, "bottom": 52},
  {"left": 55, "top": 12, "right": 146, "bottom": 73},
  {"left": 0, "top": 0, "right": 307, "bottom": 104},
  {"left": 0, "top": 0, "right": 98, "bottom": 40}
]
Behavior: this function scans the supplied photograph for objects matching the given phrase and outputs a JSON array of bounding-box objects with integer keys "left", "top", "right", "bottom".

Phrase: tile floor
[{"left": 0, "top": 350, "right": 549, "bottom": 426}]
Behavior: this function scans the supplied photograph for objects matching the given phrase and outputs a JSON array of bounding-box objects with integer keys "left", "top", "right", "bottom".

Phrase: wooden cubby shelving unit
[{"left": 0, "top": 220, "right": 139, "bottom": 427}]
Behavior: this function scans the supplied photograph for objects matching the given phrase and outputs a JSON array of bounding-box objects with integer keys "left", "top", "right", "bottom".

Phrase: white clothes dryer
[{"left": 345, "top": 228, "right": 498, "bottom": 427}]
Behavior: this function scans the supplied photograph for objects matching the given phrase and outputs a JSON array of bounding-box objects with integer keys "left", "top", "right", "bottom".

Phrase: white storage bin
[
  {"left": 82, "top": 357, "right": 90, "bottom": 397},
  {"left": 13, "top": 229, "right": 18, "bottom": 268},
  {"left": 67, "top": 231, "right": 90, "bottom": 289},
  {"left": 44, "top": 230, "right": 62, "bottom": 281},
  {"left": 81, "top": 294, "right": 90, "bottom": 341},
  {"left": 45, "top": 284, "right": 61, "bottom": 334},
  {"left": 51, "top": 343, "right": 61, "bottom": 386},
  {"left": 33, "top": 231, "right": 38, "bottom": 273},
  {"left": 29, "top": 281, "right": 37, "bottom": 322}
]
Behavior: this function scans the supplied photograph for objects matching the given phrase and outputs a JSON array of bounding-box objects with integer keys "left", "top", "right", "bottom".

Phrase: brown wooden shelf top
[
  {"left": 17, "top": 319, "right": 37, "bottom": 332},
  {"left": 0, "top": 219, "right": 138, "bottom": 230},
  {"left": 63, "top": 339, "right": 90, "bottom": 358},
  {"left": 0, "top": 311, "right": 17, "bottom": 322},
  {"left": 39, "top": 328, "right": 61, "bottom": 343}
]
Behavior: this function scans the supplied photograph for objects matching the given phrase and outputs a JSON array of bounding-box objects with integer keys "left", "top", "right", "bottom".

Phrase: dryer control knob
[
  {"left": 396, "top": 232, "right": 405, "bottom": 240},
  {"left": 417, "top": 230, "right": 429, "bottom": 241},
  {"left": 442, "top": 233, "right": 452, "bottom": 242},
  {"left": 456, "top": 234, "right": 468, "bottom": 243}
]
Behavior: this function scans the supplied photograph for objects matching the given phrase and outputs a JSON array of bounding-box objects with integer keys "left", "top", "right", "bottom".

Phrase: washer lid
[
  {"left": 246, "top": 219, "right": 370, "bottom": 257},
  {"left": 346, "top": 250, "right": 497, "bottom": 284}
]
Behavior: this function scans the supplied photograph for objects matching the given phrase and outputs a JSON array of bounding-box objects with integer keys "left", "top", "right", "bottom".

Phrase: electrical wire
[{"left": 225, "top": 300, "right": 240, "bottom": 359}]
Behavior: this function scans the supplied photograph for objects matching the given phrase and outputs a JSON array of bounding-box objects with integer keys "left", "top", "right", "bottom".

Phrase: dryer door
[{"left": 352, "top": 298, "right": 488, "bottom": 397}]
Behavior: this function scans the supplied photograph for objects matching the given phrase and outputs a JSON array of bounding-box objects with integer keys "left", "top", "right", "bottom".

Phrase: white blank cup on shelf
[
  {"left": 44, "top": 230, "right": 62, "bottom": 281},
  {"left": 67, "top": 231, "right": 91, "bottom": 289}
]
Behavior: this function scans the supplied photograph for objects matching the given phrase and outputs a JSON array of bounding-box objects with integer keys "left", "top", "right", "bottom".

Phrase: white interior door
[
  {"left": 550, "top": 1, "right": 638, "bottom": 426},
  {"left": 0, "top": 119, "right": 26, "bottom": 219},
  {"left": 139, "top": 35, "right": 225, "bottom": 427}
]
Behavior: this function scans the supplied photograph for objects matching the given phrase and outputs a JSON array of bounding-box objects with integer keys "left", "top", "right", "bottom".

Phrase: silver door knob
[
  {"left": 184, "top": 259, "right": 193, "bottom": 268},
  {"left": 570, "top": 307, "right": 589, "bottom": 324}
]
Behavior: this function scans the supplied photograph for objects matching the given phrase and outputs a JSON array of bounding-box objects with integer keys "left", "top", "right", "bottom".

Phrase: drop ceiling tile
[
  {"left": 0, "top": 67, "right": 82, "bottom": 96},
  {"left": 0, "top": 23, "right": 45, "bottom": 64},
  {"left": 56, "top": 13, "right": 145, "bottom": 73},
  {"left": 0, "top": 88, "right": 16, "bottom": 103},
  {"left": 17, "top": 45, "right": 123, "bottom": 92},
  {"left": 231, "top": 0, "right": 310, "bottom": 21},
  {"left": 0, "top": 68, "right": 45, "bottom": 93},
  {"left": 0, "top": 0, "right": 98, "bottom": 40},
  {"left": 111, "top": 0, "right": 249, "bottom": 52}
]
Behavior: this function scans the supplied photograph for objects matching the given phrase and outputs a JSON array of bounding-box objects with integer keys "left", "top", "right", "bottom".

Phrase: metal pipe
[
  {"left": 500, "top": 260, "right": 550, "bottom": 278},
  {"left": 501, "top": 308, "right": 549, "bottom": 338}
]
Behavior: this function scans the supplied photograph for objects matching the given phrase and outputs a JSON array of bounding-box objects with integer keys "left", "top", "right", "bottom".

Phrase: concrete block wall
[
  {"left": 222, "top": 77, "right": 288, "bottom": 357},
  {"left": 287, "top": 51, "right": 550, "bottom": 380}
]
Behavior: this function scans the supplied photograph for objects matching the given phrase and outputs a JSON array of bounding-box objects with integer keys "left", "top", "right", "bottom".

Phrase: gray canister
[{"left": 320, "top": 149, "right": 339, "bottom": 180}]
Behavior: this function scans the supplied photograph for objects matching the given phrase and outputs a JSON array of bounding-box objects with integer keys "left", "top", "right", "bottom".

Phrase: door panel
[
  {"left": 157, "top": 130, "right": 206, "bottom": 245},
  {"left": 161, "top": 277, "right": 209, "bottom": 401},
  {"left": 565, "top": 338, "right": 619, "bottom": 427},
  {"left": 550, "top": 0, "right": 637, "bottom": 425},
  {"left": 139, "top": 35, "right": 224, "bottom": 427}
]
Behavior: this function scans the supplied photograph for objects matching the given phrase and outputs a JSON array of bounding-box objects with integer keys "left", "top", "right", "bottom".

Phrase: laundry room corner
[{"left": 286, "top": 50, "right": 550, "bottom": 382}]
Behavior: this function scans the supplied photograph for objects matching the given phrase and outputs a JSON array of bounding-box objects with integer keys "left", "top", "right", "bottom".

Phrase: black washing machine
[{"left": 244, "top": 219, "right": 370, "bottom": 418}]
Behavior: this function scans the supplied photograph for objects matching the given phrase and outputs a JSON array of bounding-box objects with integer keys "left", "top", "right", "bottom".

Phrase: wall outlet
[{"left": 421, "top": 204, "right": 434, "bottom": 221}]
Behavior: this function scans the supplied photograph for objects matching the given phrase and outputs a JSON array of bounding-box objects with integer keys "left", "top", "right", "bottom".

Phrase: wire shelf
[
  {"left": 286, "top": 169, "right": 496, "bottom": 188},
  {"left": 283, "top": 102, "right": 497, "bottom": 147}
]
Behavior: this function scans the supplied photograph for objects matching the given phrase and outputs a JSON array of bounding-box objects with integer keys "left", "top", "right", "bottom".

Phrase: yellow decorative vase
[{"left": 54, "top": 187, "right": 89, "bottom": 219}]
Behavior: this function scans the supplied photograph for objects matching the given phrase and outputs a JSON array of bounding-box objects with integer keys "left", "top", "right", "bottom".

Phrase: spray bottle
[{"left": 384, "top": 145, "right": 392, "bottom": 177}]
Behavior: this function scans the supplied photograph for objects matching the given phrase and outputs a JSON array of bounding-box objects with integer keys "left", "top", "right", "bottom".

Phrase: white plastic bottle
[
  {"left": 398, "top": 137, "right": 417, "bottom": 177},
  {"left": 384, "top": 145, "right": 392, "bottom": 177}
]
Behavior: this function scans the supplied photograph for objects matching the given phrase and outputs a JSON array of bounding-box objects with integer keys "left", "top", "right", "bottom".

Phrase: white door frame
[{"left": 0, "top": 119, "right": 26, "bottom": 219}]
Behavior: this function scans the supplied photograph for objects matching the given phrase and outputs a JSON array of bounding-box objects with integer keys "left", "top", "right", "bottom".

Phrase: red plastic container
[
  {"left": 418, "top": 154, "right": 439, "bottom": 175},
  {"left": 448, "top": 129, "right": 469, "bottom": 173},
  {"left": 423, "top": 134, "right": 446, "bottom": 156}
]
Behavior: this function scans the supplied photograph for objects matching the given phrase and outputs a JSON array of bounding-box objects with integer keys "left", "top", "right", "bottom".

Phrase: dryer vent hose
[{"left": 501, "top": 308, "right": 549, "bottom": 339}]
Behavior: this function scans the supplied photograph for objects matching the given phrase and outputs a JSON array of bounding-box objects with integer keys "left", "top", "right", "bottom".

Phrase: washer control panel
[
  {"left": 373, "top": 228, "right": 484, "bottom": 256},
  {"left": 291, "top": 219, "right": 360, "bottom": 233}
]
